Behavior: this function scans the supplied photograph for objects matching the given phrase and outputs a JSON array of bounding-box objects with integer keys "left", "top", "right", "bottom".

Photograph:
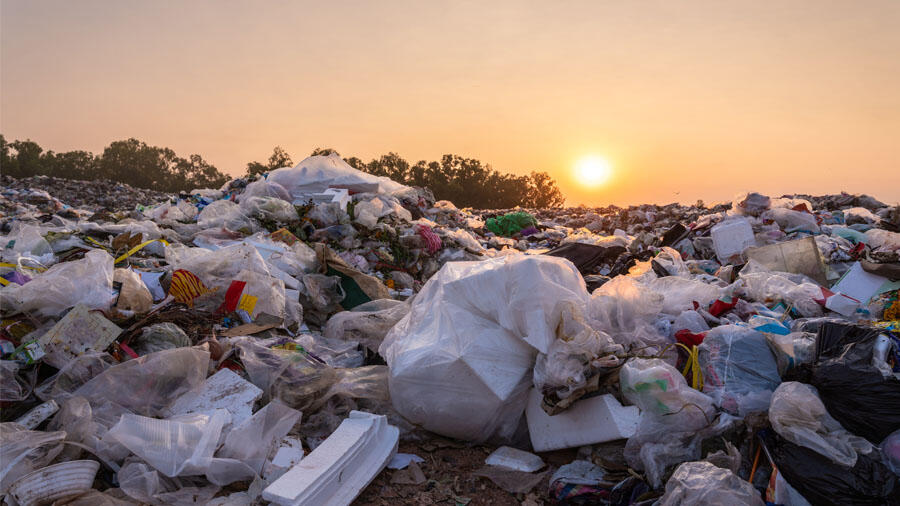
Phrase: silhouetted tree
[
  {"left": 310, "top": 147, "right": 339, "bottom": 157},
  {"left": 247, "top": 146, "right": 293, "bottom": 176}
]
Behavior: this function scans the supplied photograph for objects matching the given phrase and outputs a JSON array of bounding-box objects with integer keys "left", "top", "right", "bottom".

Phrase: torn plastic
[{"left": 73, "top": 347, "right": 210, "bottom": 417}]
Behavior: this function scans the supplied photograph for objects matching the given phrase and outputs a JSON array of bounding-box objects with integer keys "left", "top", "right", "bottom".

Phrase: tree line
[{"left": 1, "top": 135, "right": 564, "bottom": 208}]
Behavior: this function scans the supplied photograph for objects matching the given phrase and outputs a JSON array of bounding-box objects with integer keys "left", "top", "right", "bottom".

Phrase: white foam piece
[
  {"left": 263, "top": 411, "right": 399, "bottom": 506},
  {"left": 526, "top": 389, "right": 640, "bottom": 452},
  {"left": 167, "top": 368, "right": 262, "bottom": 426}
]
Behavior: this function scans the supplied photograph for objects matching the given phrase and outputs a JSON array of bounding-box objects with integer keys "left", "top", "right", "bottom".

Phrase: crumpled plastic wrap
[
  {"left": 620, "top": 358, "right": 718, "bottom": 487},
  {"left": 73, "top": 348, "right": 210, "bottom": 417},
  {"left": 769, "top": 381, "right": 874, "bottom": 467},
  {"left": 659, "top": 461, "right": 763, "bottom": 506},
  {"left": 0, "top": 249, "right": 114, "bottom": 318}
]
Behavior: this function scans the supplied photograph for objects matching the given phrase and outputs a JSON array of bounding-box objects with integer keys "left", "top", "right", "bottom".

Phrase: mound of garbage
[{"left": 2, "top": 155, "right": 899, "bottom": 505}]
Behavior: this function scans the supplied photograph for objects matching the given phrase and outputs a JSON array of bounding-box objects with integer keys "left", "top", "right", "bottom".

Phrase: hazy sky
[{"left": 2, "top": 1, "right": 899, "bottom": 206}]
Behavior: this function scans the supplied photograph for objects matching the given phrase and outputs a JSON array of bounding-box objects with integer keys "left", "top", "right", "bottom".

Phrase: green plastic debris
[{"left": 485, "top": 211, "right": 537, "bottom": 237}]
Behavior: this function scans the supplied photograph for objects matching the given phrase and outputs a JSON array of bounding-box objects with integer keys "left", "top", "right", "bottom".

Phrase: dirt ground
[{"left": 355, "top": 439, "right": 581, "bottom": 506}]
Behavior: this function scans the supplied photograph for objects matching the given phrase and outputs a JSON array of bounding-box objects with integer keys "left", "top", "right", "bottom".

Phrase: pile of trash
[
  {"left": 1, "top": 175, "right": 172, "bottom": 215},
  {"left": 2, "top": 154, "right": 899, "bottom": 505}
]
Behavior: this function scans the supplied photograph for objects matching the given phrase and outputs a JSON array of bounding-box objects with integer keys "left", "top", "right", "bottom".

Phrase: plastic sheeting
[
  {"left": 73, "top": 348, "right": 210, "bottom": 417},
  {"left": 266, "top": 154, "right": 408, "bottom": 199},
  {"left": 381, "top": 255, "right": 589, "bottom": 442}
]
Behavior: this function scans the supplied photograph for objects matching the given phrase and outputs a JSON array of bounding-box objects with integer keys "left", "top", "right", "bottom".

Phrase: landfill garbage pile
[
  {"left": 1, "top": 175, "right": 172, "bottom": 215},
  {"left": 1, "top": 155, "right": 899, "bottom": 506}
]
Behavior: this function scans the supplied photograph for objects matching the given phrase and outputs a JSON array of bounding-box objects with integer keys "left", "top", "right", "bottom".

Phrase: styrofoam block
[
  {"left": 526, "top": 389, "right": 640, "bottom": 452},
  {"left": 167, "top": 368, "right": 262, "bottom": 426},
  {"left": 262, "top": 411, "right": 399, "bottom": 506}
]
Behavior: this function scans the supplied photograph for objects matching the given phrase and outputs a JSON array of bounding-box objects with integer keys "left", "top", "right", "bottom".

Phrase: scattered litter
[{"left": 2, "top": 168, "right": 898, "bottom": 504}]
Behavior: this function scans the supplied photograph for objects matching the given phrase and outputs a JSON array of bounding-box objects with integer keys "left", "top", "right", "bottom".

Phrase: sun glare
[{"left": 574, "top": 156, "right": 613, "bottom": 187}]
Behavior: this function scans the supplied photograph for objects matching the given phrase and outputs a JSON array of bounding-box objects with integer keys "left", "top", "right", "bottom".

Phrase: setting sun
[{"left": 574, "top": 156, "right": 613, "bottom": 187}]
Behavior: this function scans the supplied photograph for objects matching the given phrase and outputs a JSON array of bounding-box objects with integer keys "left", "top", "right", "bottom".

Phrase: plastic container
[
  {"left": 8, "top": 460, "right": 100, "bottom": 506},
  {"left": 710, "top": 218, "right": 756, "bottom": 263}
]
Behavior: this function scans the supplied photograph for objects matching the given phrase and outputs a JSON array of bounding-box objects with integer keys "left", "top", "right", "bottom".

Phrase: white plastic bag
[{"left": 381, "top": 255, "right": 589, "bottom": 442}]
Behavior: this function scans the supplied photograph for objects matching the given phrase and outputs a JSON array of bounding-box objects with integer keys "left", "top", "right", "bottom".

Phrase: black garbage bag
[
  {"left": 544, "top": 243, "right": 625, "bottom": 274},
  {"left": 810, "top": 322, "right": 900, "bottom": 443},
  {"left": 764, "top": 431, "right": 900, "bottom": 506}
]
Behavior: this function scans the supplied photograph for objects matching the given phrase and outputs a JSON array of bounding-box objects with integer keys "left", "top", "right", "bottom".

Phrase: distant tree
[
  {"left": 343, "top": 156, "right": 366, "bottom": 171},
  {"left": 310, "top": 147, "right": 339, "bottom": 157},
  {"left": 42, "top": 150, "right": 98, "bottom": 180},
  {"left": 367, "top": 152, "right": 409, "bottom": 181},
  {"left": 173, "top": 154, "right": 229, "bottom": 191},
  {"left": 525, "top": 171, "right": 565, "bottom": 208},
  {"left": 6, "top": 139, "right": 44, "bottom": 178},
  {"left": 0, "top": 135, "right": 15, "bottom": 175},
  {"left": 247, "top": 146, "right": 293, "bottom": 176},
  {"left": 98, "top": 138, "right": 177, "bottom": 190}
]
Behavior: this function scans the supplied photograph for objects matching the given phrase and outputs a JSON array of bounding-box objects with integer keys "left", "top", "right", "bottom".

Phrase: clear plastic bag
[
  {"left": 108, "top": 409, "right": 230, "bottom": 477},
  {"left": 588, "top": 276, "right": 669, "bottom": 353},
  {"left": 533, "top": 300, "right": 624, "bottom": 400},
  {"left": 659, "top": 461, "right": 764, "bottom": 505},
  {"left": 0, "top": 223, "right": 54, "bottom": 265},
  {"left": 647, "top": 276, "right": 724, "bottom": 315},
  {"left": 196, "top": 200, "right": 256, "bottom": 233},
  {"left": 35, "top": 352, "right": 116, "bottom": 403},
  {"left": 74, "top": 348, "right": 210, "bottom": 417},
  {"left": 738, "top": 261, "right": 824, "bottom": 317},
  {"left": 212, "top": 399, "right": 301, "bottom": 484},
  {"left": 619, "top": 358, "right": 717, "bottom": 487},
  {"left": 239, "top": 196, "right": 298, "bottom": 223},
  {"left": 130, "top": 323, "right": 191, "bottom": 356},
  {"left": 764, "top": 208, "right": 820, "bottom": 233},
  {"left": 239, "top": 178, "right": 292, "bottom": 203},
  {"left": 117, "top": 460, "right": 220, "bottom": 506},
  {"left": 698, "top": 325, "right": 781, "bottom": 415},
  {"left": 323, "top": 300, "right": 409, "bottom": 352},
  {"left": 769, "top": 381, "right": 873, "bottom": 467},
  {"left": 0, "top": 249, "right": 114, "bottom": 318},
  {"left": 0, "top": 360, "right": 33, "bottom": 402}
]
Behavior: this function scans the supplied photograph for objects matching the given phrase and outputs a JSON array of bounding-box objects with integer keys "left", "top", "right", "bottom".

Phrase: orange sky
[{"left": 2, "top": 1, "right": 898, "bottom": 206}]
